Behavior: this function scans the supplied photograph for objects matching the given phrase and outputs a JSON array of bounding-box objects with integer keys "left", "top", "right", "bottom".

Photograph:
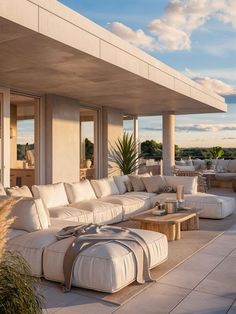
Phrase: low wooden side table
[{"left": 130, "top": 209, "right": 201, "bottom": 241}]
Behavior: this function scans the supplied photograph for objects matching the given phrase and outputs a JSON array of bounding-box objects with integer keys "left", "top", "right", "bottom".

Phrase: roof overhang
[{"left": 0, "top": 0, "right": 227, "bottom": 116}]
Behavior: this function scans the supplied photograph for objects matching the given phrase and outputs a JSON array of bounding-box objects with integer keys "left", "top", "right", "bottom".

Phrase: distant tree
[
  {"left": 209, "top": 146, "right": 224, "bottom": 159},
  {"left": 141, "top": 140, "right": 162, "bottom": 158},
  {"left": 85, "top": 138, "right": 94, "bottom": 161}
]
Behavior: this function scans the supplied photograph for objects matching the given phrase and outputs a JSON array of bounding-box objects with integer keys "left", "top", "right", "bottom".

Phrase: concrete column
[
  {"left": 162, "top": 112, "right": 175, "bottom": 175},
  {"left": 101, "top": 108, "right": 123, "bottom": 177}
]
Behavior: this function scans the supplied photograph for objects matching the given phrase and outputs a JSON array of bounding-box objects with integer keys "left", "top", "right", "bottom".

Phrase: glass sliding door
[
  {"left": 10, "top": 94, "right": 38, "bottom": 187},
  {"left": 80, "top": 107, "right": 98, "bottom": 180}
]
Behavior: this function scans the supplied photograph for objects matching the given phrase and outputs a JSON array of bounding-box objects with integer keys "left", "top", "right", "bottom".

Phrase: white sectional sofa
[
  {"left": 5, "top": 203, "right": 168, "bottom": 293},
  {"left": 28, "top": 175, "right": 235, "bottom": 222},
  {"left": 2, "top": 174, "right": 236, "bottom": 293}
]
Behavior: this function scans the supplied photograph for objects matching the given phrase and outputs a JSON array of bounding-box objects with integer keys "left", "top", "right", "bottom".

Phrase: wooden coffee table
[{"left": 130, "top": 209, "right": 201, "bottom": 241}]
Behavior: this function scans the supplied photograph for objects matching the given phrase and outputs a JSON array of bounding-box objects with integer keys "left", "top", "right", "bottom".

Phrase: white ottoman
[
  {"left": 43, "top": 228, "right": 168, "bottom": 293},
  {"left": 151, "top": 193, "right": 236, "bottom": 219}
]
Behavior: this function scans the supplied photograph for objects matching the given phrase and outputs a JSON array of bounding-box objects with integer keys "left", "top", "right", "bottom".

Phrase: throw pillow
[
  {"left": 113, "top": 175, "right": 129, "bottom": 194},
  {"left": 128, "top": 173, "right": 150, "bottom": 192},
  {"left": 6, "top": 185, "right": 33, "bottom": 198},
  {"left": 142, "top": 175, "right": 166, "bottom": 193},
  {"left": 32, "top": 182, "right": 69, "bottom": 209},
  {"left": 91, "top": 178, "right": 120, "bottom": 198},
  {"left": 8, "top": 197, "right": 49, "bottom": 232},
  {"left": 64, "top": 180, "right": 97, "bottom": 203},
  {"left": 125, "top": 180, "right": 133, "bottom": 192}
]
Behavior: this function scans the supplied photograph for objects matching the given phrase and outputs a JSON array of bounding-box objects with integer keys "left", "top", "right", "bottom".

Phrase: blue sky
[{"left": 60, "top": 0, "right": 236, "bottom": 147}]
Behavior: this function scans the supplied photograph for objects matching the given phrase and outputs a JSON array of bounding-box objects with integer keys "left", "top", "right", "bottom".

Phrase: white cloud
[
  {"left": 148, "top": 19, "right": 191, "bottom": 51},
  {"left": 194, "top": 76, "right": 236, "bottom": 95},
  {"left": 176, "top": 123, "right": 236, "bottom": 132},
  {"left": 108, "top": 22, "right": 159, "bottom": 51},
  {"left": 184, "top": 68, "right": 236, "bottom": 96},
  {"left": 109, "top": 0, "right": 236, "bottom": 52}
]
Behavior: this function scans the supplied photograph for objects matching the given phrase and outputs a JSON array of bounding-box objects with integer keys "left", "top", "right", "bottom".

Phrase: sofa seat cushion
[
  {"left": 6, "top": 229, "right": 58, "bottom": 277},
  {"left": 215, "top": 173, "right": 236, "bottom": 181},
  {"left": 71, "top": 200, "right": 123, "bottom": 224},
  {"left": 43, "top": 228, "right": 168, "bottom": 293},
  {"left": 7, "top": 228, "right": 28, "bottom": 241},
  {"left": 49, "top": 206, "right": 93, "bottom": 223},
  {"left": 100, "top": 195, "right": 151, "bottom": 220},
  {"left": 151, "top": 193, "right": 236, "bottom": 219}
]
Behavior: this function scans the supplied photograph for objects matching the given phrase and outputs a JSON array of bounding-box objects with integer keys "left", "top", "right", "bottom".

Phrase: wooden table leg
[{"left": 175, "top": 223, "right": 181, "bottom": 240}]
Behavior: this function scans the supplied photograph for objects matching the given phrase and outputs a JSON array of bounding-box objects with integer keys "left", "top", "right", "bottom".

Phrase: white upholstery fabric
[
  {"left": 216, "top": 159, "right": 229, "bottom": 172},
  {"left": 91, "top": 178, "right": 119, "bottom": 198},
  {"left": 142, "top": 175, "right": 166, "bottom": 193},
  {"left": 164, "top": 176, "right": 198, "bottom": 194},
  {"left": 175, "top": 165, "right": 195, "bottom": 171},
  {"left": 151, "top": 193, "right": 235, "bottom": 219},
  {"left": 43, "top": 228, "right": 168, "bottom": 293},
  {"left": 0, "top": 183, "right": 7, "bottom": 196},
  {"left": 215, "top": 173, "right": 236, "bottom": 181},
  {"left": 64, "top": 180, "right": 96, "bottom": 203},
  {"left": 6, "top": 229, "right": 58, "bottom": 277},
  {"left": 9, "top": 198, "right": 49, "bottom": 232},
  {"left": 6, "top": 228, "right": 28, "bottom": 241},
  {"left": 228, "top": 160, "right": 236, "bottom": 173},
  {"left": 32, "top": 183, "right": 69, "bottom": 209},
  {"left": 101, "top": 194, "right": 151, "bottom": 220},
  {"left": 71, "top": 200, "right": 123, "bottom": 224},
  {"left": 49, "top": 206, "right": 93, "bottom": 223},
  {"left": 128, "top": 173, "right": 150, "bottom": 192},
  {"left": 6, "top": 185, "right": 32, "bottom": 197},
  {"left": 113, "top": 175, "right": 129, "bottom": 194}
]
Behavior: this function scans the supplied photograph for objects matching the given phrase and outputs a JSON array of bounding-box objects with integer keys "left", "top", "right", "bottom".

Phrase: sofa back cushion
[
  {"left": 64, "top": 180, "right": 97, "bottom": 203},
  {"left": 32, "top": 183, "right": 69, "bottom": 209},
  {"left": 228, "top": 160, "right": 236, "bottom": 173},
  {"left": 113, "top": 175, "right": 130, "bottom": 194},
  {"left": 142, "top": 175, "right": 166, "bottom": 193},
  {"left": 8, "top": 197, "right": 49, "bottom": 232},
  {"left": 91, "top": 178, "right": 119, "bottom": 198},
  {"left": 128, "top": 173, "right": 150, "bottom": 192},
  {"left": 164, "top": 176, "right": 198, "bottom": 194},
  {"left": 216, "top": 159, "right": 229, "bottom": 172},
  {"left": 6, "top": 185, "right": 33, "bottom": 198}
]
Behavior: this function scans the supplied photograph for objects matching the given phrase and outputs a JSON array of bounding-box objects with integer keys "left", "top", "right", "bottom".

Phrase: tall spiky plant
[
  {"left": 0, "top": 198, "right": 43, "bottom": 314},
  {"left": 111, "top": 133, "right": 141, "bottom": 175}
]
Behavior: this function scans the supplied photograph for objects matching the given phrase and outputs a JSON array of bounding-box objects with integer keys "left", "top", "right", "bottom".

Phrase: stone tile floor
[{"left": 43, "top": 189, "right": 236, "bottom": 314}]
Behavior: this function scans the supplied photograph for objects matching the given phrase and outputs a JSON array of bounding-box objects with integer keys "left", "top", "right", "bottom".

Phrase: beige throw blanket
[{"left": 56, "top": 224, "right": 154, "bottom": 292}]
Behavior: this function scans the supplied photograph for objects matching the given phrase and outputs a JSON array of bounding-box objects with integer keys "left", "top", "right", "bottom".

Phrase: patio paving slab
[
  {"left": 158, "top": 252, "right": 224, "bottom": 289},
  {"left": 196, "top": 256, "right": 236, "bottom": 299},
  {"left": 170, "top": 290, "right": 234, "bottom": 314},
  {"left": 228, "top": 301, "right": 236, "bottom": 314},
  {"left": 113, "top": 283, "right": 190, "bottom": 314},
  {"left": 42, "top": 286, "right": 117, "bottom": 314}
]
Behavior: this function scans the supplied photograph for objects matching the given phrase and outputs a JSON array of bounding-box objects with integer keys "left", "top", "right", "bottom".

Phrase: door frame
[{"left": 0, "top": 87, "right": 10, "bottom": 186}]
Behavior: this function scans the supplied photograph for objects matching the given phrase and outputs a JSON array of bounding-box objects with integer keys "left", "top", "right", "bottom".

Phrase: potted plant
[
  {"left": 111, "top": 133, "right": 141, "bottom": 175},
  {"left": 205, "top": 159, "right": 213, "bottom": 170},
  {"left": 0, "top": 199, "right": 43, "bottom": 314}
]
